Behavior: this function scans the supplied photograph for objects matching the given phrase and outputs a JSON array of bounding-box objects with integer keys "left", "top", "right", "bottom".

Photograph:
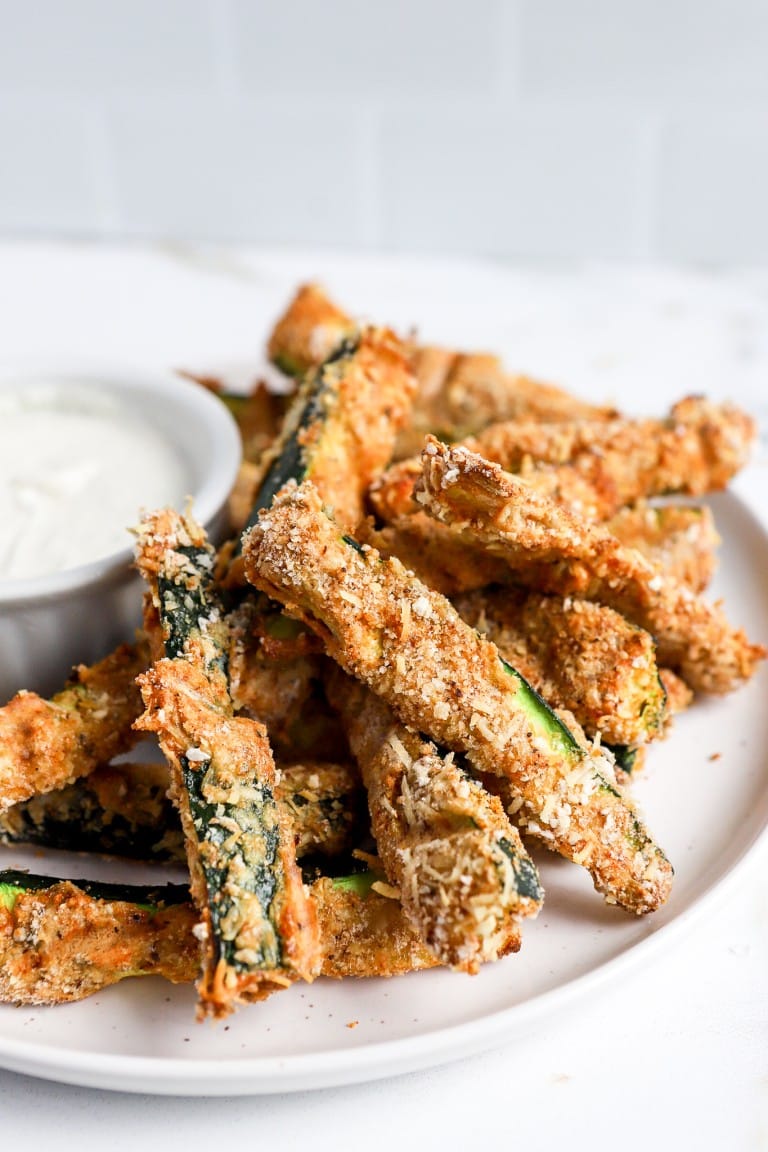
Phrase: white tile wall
[
  {"left": 228, "top": 0, "right": 501, "bottom": 95},
  {"left": 378, "top": 100, "right": 645, "bottom": 259},
  {"left": 518, "top": 0, "right": 768, "bottom": 104},
  {"left": 657, "top": 113, "right": 768, "bottom": 263},
  {"left": 106, "top": 94, "right": 368, "bottom": 245},
  {"left": 0, "top": 0, "right": 216, "bottom": 90},
  {"left": 0, "top": 0, "right": 765, "bottom": 262}
]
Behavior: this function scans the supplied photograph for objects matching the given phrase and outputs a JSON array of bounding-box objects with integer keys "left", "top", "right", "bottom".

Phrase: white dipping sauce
[{"left": 0, "top": 385, "right": 190, "bottom": 580}]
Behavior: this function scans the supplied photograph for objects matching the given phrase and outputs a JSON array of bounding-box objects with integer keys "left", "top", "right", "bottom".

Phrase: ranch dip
[{"left": 0, "top": 385, "right": 190, "bottom": 580}]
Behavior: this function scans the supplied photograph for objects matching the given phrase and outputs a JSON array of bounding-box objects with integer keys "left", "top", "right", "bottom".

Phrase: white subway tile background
[{"left": 0, "top": 0, "right": 766, "bottom": 262}]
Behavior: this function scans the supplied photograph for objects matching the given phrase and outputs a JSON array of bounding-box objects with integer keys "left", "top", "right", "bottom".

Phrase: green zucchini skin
[
  {"left": 0, "top": 866, "right": 371, "bottom": 912},
  {"left": 0, "top": 764, "right": 182, "bottom": 862},
  {"left": 0, "top": 870, "right": 189, "bottom": 911},
  {"left": 245, "top": 338, "right": 359, "bottom": 531},
  {"left": 607, "top": 744, "right": 641, "bottom": 774},
  {"left": 0, "top": 761, "right": 362, "bottom": 864},
  {"left": 135, "top": 508, "right": 319, "bottom": 1014}
]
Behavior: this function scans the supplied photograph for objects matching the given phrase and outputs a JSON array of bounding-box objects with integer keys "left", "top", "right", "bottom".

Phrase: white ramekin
[{"left": 0, "top": 365, "right": 241, "bottom": 702}]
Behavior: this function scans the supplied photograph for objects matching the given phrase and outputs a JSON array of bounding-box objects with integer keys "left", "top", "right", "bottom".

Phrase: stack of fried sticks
[{"left": 1, "top": 285, "right": 764, "bottom": 1018}]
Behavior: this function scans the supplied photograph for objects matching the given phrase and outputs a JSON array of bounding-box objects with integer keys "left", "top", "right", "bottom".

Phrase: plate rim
[
  {"left": 1, "top": 813, "right": 766, "bottom": 1095},
  {"left": 1, "top": 489, "right": 767, "bottom": 1096}
]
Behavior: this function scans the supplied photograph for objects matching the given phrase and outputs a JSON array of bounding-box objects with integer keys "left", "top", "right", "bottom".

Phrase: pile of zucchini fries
[{"left": 1, "top": 284, "right": 764, "bottom": 1020}]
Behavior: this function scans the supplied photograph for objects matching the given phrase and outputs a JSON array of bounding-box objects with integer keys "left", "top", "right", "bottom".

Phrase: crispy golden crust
[
  {"left": 0, "top": 643, "right": 146, "bottom": 813},
  {"left": 0, "top": 760, "right": 183, "bottom": 861},
  {"left": 134, "top": 506, "right": 321, "bottom": 1018},
  {"left": 0, "top": 759, "right": 362, "bottom": 863},
  {"left": 375, "top": 398, "right": 754, "bottom": 536},
  {"left": 137, "top": 657, "right": 320, "bottom": 1017},
  {"left": 327, "top": 673, "right": 539, "bottom": 972},
  {"left": 242, "top": 481, "right": 672, "bottom": 914},
  {"left": 418, "top": 439, "right": 765, "bottom": 695},
  {"left": 606, "top": 504, "right": 720, "bottom": 593},
  {"left": 394, "top": 351, "right": 617, "bottom": 459},
  {"left": 455, "top": 587, "right": 665, "bottom": 747},
  {"left": 462, "top": 397, "right": 755, "bottom": 517},
  {"left": 265, "top": 283, "right": 614, "bottom": 458},
  {"left": 247, "top": 325, "right": 417, "bottom": 546},
  {"left": 279, "top": 760, "right": 364, "bottom": 858},
  {"left": 372, "top": 454, "right": 598, "bottom": 525},
  {"left": 226, "top": 606, "right": 320, "bottom": 750},
  {"left": 267, "top": 283, "right": 355, "bottom": 377},
  {"left": 0, "top": 884, "right": 198, "bottom": 1005},
  {"left": 360, "top": 520, "right": 509, "bottom": 596},
  {"left": 313, "top": 877, "right": 449, "bottom": 978},
  {"left": 0, "top": 877, "right": 449, "bottom": 1004}
]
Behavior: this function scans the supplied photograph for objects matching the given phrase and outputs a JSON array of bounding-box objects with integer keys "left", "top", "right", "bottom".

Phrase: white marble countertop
[{"left": 0, "top": 243, "right": 766, "bottom": 1149}]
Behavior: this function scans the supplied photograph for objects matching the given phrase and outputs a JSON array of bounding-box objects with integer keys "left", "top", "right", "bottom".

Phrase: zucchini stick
[
  {"left": 360, "top": 520, "right": 510, "bottom": 597},
  {"left": 461, "top": 396, "right": 755, "bottom": 515},
  {"left": 0, "top": 642, "right": 146, "bottom": 813},
  {"left": 606, "top": 503, "right": 720, "bottom": 594},
  {"left": 0, "top": 869, "right": 446, "bottom": 1005},
  {"left": 395, "top": 350, "right": 617, "bottom": 458},
  {"left": 134, "top": 508, "right": 319, "bottom": 1018},
  {"left": 417, "top": 439, "right": 765, "bottom": 694},
  {"left": 265, "top": 283, "right": 614, "bottom": 459},
  {"left": 249, "top": 326, "right": 416, "bottom": 536},
  {"left": 326, "top": 671, "right": 541, "bottom": 972},
  {"left": 454, "top": 587, "right": 666, "bottom": 748},
  {"left": 0, "top": 760, "right": 364, "bottom": 864},
  {"left": 0, "top": 873, "right": 196, "bottom": 1004},
  {"left": 242, "top": 481, "right": 673, "bottom": 914},
  {"left": 371, "top": 398, "right": 752, "bottom": 555},
  {"left": 267, "top": 283, "right": 356, "bottom": 379}
]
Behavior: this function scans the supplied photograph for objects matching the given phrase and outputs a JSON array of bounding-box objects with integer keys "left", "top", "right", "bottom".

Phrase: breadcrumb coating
[
  {"left": 417, "top": 439, "right": 765, "bottom": 695},
  {"left": 0, "top": 873, "right": 446, "bottom": 1004},
  {"left": 134, "top": 507, "right": 320, "bottom": 1019},
  {"left": 0, "top": 642, "right": 146, "bottom": 813},
  {"left": 327, "top": 671, "right": 540, "bottom": 971},
  {"left": 606, "top": 503, "right": 720, "bottom": 593},
  {"left": 242, "top": 480, "right": 673, "bottom": 914},
  {"left": 455, "top": 587, "right": 665, "bottom": 747}
]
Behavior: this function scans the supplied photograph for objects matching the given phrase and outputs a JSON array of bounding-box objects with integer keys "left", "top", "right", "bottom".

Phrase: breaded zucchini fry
[
  {"left": 266, "top": 283, "right": 614, "bottom": 458},
  {"left": 462, "top": 396, "right": 756, "bottom": 518},
  {"left": 606, "top": 504, "right": 720, "bottom": 593},
  {"left": 418, "top": 439, "right": 765, "bottom": 694},
  {"left": 0, "top": 873, "right": 196, "bottom": 1005},
  {"left": 0, "top": 642, "right": 146, "bottom": 813},
  {"left": 313, "top": 873, "right": 446, "bottom": 978},
  {"left": 242, "top": 481, "right": 673, "bottom": 914},
  {"left": 226, "top": 599, "right": 322, "bottom": 751},
  {"left": 0, "top": 869, "right": 444, "bottom": 1004},
  {"left": 454, "top": 587, "right": 666, "bottom": 747},
  {"left": 0, "top": 761, "right": 182, "bottom": 862},
  {"left": 395, "top": 352, "right": 618, "bottom": 459},
  {"left": 249, "top": 326, "right": 416, "bottom": 535},
  {"left": 326, "top": 672, "right": 541, "bottom": 972},
  {"left": 267, "top": 283, "right": 356, "bottom": 378},
  {"left": 361, "top": 520, "right": 509, "bottom": 596},
  {"left": 134, "top": 508, "right": 319, "bottom": 1017},
  {"left": 278, "top": 760, "right": 364, "bottom": 858},
  {"left": 374, "top": 397, "right": 754, "bottom": 530},
  {"left": 0, "top": 760, "right": 363, "bottom": 863}
]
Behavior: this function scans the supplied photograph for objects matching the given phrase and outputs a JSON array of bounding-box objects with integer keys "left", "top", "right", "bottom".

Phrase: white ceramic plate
[
  {"left": 0, "top": 487, "right": 766, "bottom": 1095},
  {"left": 1, "top": 255, "right": 767, "bottom": 1094}
]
